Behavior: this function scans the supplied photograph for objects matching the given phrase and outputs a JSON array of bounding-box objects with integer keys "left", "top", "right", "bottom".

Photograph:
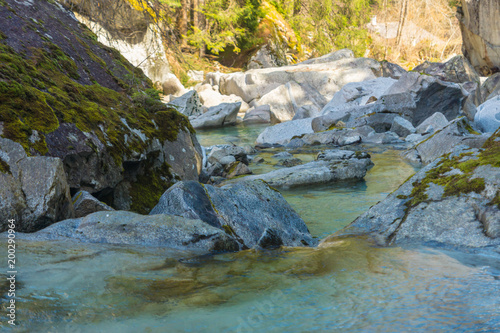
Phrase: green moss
[
  {"left": 0, "top": 158, "right": 10, "bottom": 174},
  {"left": 222, "top": 224, "right": 236, "bottom": 236},
  {"left": 129, "top": 157, "right": 173, "bottom": 214},
  {"left": 489, "top": 191, "right": 500, "bottom": 209}
]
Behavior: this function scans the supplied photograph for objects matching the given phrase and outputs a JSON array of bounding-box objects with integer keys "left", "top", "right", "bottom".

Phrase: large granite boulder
[
  {"left": 22, "top": 211, "right": 239, "bottom": 253},
  {"left": 457, "top": 0, "right": 500, "bottom": 75},
  {"left": 150, "top": 180, "right": 316, "bottom": 249},
  {"left": 474, "top": 95, "right": 500, "bottom": 133},
  {"left": 190, "top": 102, "right": 241, "bottom": 129},
  {"left": 72, "top": 190, "right": 114, "bottom": 218},
  {"left": 234, "top": 149, "right": 373, "bottom": 188},
  {"left": 330, "top": 138, "right": 500, "bottom": 249},
  {"left": 217, "top": 57, "right": 382, "bottom": 104},
  {"left": 167, "top": 90, "right": 203, "bottom": 117},
  {"left": 243, "top": 105, "right": 279, "bottom": 124},
  {"left": 0, "top": 0, "right": 203, "bottom": 215},
  {"left": 0, "top": 138, "right": 74, "bottom": 232}
]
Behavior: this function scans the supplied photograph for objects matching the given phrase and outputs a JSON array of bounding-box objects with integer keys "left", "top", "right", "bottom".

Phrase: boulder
[
  {"left": 457, "top": 0, "right": 500, "bottom": 75},
  {"left": 380, "top": 61, "right": 407, "bottom": 79},
  {"left": 167, "top": 90, "right": 203, "bottom": 117},
  {"left": 412, "top": 55, "right": 480, "bottom": 84},
  {"left": 234, "top": 149, "right": 373, "bottom": 188},
  {"left": 298, "top": 49, "right": 354, "bottom": 65},
  {"left": 72, "top": 191, "right": 114, "bottom": 218},
  {"left": 150, "top": 180, "right": 316, "bottom": 249},
  {"left": 224, "top": 161, "right": 252, "bottom": 179},
  {"left": 243, "top": 105, "right": 279, "bottom": 124},
  {"left": 474, "top": 95, "right": 500, "bottom": 133},
  {"left": 207, "top": 145, "right": 249, "bottom": 166},
  {"left": 218, "top": 57, "right": 382, "bottom": 104},
  {"left": 0, "top": 138, "right": 74, "bottom": 232},
  {"left": 402, "top": 117, "right": 488, "bottom": 165},
  {"left": 320, "top": 77, "right": 396, "bottom": 115},
  {"left": 190, "top": 102, "right": 241, "bottom": 129},
  {"left": 255, "top": 119, "right": 314, "bottom": 146},
  {"left": 415, "top": 112, "right": 449, "bottom": 134},
  {"left": 187, "top": 70, "right": 204, "bottom": 82},
  {"left": 162, "top": 73, "right": 186, "bottom": 96},
  {"left": 198, "top": 89, "right": 249, "bottom": 114},
  {"left": 332, "top": 142, "right": 500, "bottom": 249},
  {"left": 25, "top": 211, "right": 239, "bottom": 252},
  {"left": 390, "top": 116, "right": 416, "bottom": 137},
  {"left": 252, "top": 81, "right": 327, "bottom": 122},
  {"left": 481, "top": 73, "right": 500, "bottom": 102}
]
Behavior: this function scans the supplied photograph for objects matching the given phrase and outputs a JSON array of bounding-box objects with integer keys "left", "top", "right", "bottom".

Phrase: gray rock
[
  {"left": 167, "top": 90, "right": 203, "bottom": 117},
  {"left": 390, "top": 116, "right": 416, "bottom": 137},
  {"left": 276, "top": 158, "right": 303, "bottom": 167},
  {"left": 412, "top": 55, "right": 480, "bottom": 84},
  {"left": 72, "top": 190, "right": 114, "bottom": 218},
  {"left": 320, "top": 77, "right": 396, "bottom": 115},
  {"left": 24, "top": 211, "right": 238, "bottom": 252},
  {"left": 190, "top": 102, "right": 241, "bottom": 129},
  {"left": 481, "top": 73, "right": 500, "bottom": 102},
  {"left": 0, "top": 138, "right": 74, "bottom": 232},
  {"left": 207, "top": 146, "right": 249, "bottom": 166},
  {"left": 415, "top": 112, "right": 449, "bottom": 134},
  {"left": 402, "top": 117, "right": 488, "bottom": 165},
  {"left": 187, "top": 70, "right": 204, "bottom": 82},
  {"left": 272, "top": 152, "right": 293, "bottom": 160},
  {"left": 405, "top": 133, "right": 425, "bottom": 143},
  {"left": 311, "top": 110, "right": 351, "bottom": 132},
  {"left": 332, "top": 144, "right": 500, "bottom": 249},
  {"left": 474, "top": 95, "right": 500, "bottom": 133},
  {"left": 256, "top": 118, "right": 314, "bottom": 146},
  {"left": 150, "top": 180, "right": 316, "bottom": 249},
  {"left": 234, "top": 149, "right": 373, "bottom": 188},
  {"left": 363, "top": 131, "right": 402, "bottom": 144},
  {"left": 224, "top": 161, "right": 252, "bottom": 179},
  {"left": 218, "top": 156, "right": 236, "bottom": 166},
  {"left": 380, "top": 61, "right": 407, "bottom": 79},
  {"left": 243, "top": 105, "right": 279, "bottom": 124}
]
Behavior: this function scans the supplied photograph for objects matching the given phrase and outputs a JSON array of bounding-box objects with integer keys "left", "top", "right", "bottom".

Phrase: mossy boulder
[
  {"left": 333, "top": 129, "right": 500, "bottom": 249},
  {"left": 0, "top": 0, "right": 202, "bottom": 214}
]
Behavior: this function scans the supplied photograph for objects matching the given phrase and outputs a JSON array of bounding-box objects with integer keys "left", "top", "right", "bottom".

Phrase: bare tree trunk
[
  {"left": 179, "top": 0, "right": 188, "bottom": 45},
  {"left": 198, "top": 0, "right": 206, "bottom": 57},
  {"left": 396, "top": 0, "right": 408, "bottom": 46}
]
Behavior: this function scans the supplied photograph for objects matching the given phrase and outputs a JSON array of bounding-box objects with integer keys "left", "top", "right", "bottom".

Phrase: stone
[
  {"left": 457, "top": 0, "right": 500, "bottom": 75},
  {"left": 243, "top": 105, "right": 279, "bottom": 124},
  {"left": 474, "top": 95, "right": 500, "bottom": 133},
  {"left": 255, "top": 119, "right": 314, "bottom": 146},
  {"left": 234, "top": 149, "right": 373, "bottom": 188},
  {"left": 481, "top": 73, "right": 500, "bottom": 102},
  {"left": 402, "top": 117, "right": 488, "bottom": 165},
  {"left": 162, "top": 73, "right": 186, "bottom": 96},
  {"left": 380, "top": 61, "right": 407, "bottom": 79},
  {"left": 218, "top": 57, "right": 382, "bottom": 104},
  {"left": 311, "top": 110, "right": 352, "bottom": 132},
  {"left": 150, "top": 180, "right": 316, "bottom": 249},
  {"left": 299, "top": 49, "right": 354, "bottom": 65},
  {"left": 198, "top": 89, "right": 249, "bottom": 114},
  {"left": 72, "top": 191, "right": 114, "bottom": 218},
  {"left": 0, "top": 138, "right": 74, "bottom": 232},
  {"left": 27, "top": 211, "right": 239, "bottom": 252},
  {"left": 276, "top": 158, "right": 303, "bottom": 168},
  {"left": 190, "top": 102, "right": 241, "bottom": 129},
  {"left": 224, "top": 161, "right": 252, "bottom": 179},
  {"left": 320, "top": 77, "right": 396, "bottom": 115},
  {"left": 415, "top": 112, "right": 449, "bottom": 134},
  {"left": 333, "top": 143, "right": 500, "bottom": 249},
  {"left": 412, "top": 55, "right": 480, "bottom": 84},
  {"left": 405, "top": 133, "right": 425, "bottom": 143},
  {"left": 167, "top": 90, "right": 203, "bottom": 117},
  {"left": 207, "top": 145, "right": 249, "bottom": 166},
  {"left": 390, "top": 116, "right": 416, "bottom": 137}
]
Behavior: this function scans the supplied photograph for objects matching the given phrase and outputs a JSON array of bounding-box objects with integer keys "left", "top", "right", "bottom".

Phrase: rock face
[
  {"left": 458, "top": 0, "right": 500, "bottom": 74},
  {"left": 64, "top": 0, "right": 172, "bottom": 86},
  {"left": 474, "top": 95, "right": 500, "bottom": 133},
  {"left": 243, "top": 105, "right": 279, "bottom": 124},
  {"left": 23, "top": 211, "right": 239, "bottom": 252},
  {"left": 150, "top": 180, "right": 316, "bottom": 249},
  {"left": 256, "top": 119, "right": 314, "bottom": 146},
  {"left": 190, "top": 102, "right": 241, "bottom": 129},
  {"left": 0, "top": 138, "right": 74, "bottom": 232},
  {"left": 234, "top": 150, "right": 373, "bottom": 188},
  {"left": 334, "top": 136, "right": 500, "bottom": 249},
  {"left": 0, "top": 0, "right": 203, "bottom": 215}
]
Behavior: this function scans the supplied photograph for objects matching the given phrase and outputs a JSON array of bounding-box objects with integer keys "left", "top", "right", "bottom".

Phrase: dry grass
[{"left": 367, "top": 0, "right": 462, "bottom": 69}]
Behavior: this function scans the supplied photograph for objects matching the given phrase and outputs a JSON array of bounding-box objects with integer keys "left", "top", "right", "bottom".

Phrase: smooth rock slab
[
  {"left": 150, "top": 180, "right": 316, "bottom": 249},
  {"left": 474, "top": 95, "right": 500, "bottom": 133},
  {"left": 23, "top": 211, "right": 239, "bottom": 252},
  {"left": 256, "top": 118, "right": 314, "bottom": 146},
  {"left": 235, "top": 149, "right": 373, "bottom": 188},
  {"left": 190, "top": 102, "right": 241, "bottom": 129}
]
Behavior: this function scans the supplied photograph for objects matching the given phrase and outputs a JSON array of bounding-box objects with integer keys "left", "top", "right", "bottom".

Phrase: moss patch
[{"left": 0, "top": 158, "right": 10, "bottom": 174}]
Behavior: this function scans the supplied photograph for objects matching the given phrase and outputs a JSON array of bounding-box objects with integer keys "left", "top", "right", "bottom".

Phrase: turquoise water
[{"left": 3, "top": 124, "right": 500, "bottom": 332}]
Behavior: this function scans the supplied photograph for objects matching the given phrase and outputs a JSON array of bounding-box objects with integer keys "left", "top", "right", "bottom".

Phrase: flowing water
[{"left": 2, "top": 124, "right": 500, "bottom": 332}]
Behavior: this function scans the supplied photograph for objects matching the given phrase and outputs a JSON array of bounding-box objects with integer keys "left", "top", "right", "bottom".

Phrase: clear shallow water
[{"left": 2, "top": 125, "right": 500, "bottom": 332}]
